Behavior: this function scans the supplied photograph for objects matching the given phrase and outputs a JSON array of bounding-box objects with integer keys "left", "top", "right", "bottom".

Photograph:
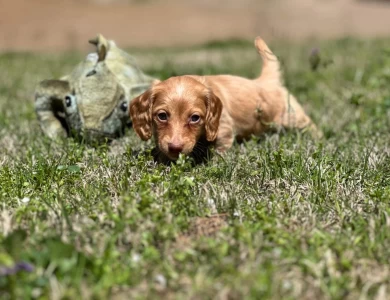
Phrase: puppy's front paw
[
  {"left": 215, "top": 146, "right": 228, "bottom": 155},
  {"left": 304, "top": 123, "right": 323, "bottom": 140}
]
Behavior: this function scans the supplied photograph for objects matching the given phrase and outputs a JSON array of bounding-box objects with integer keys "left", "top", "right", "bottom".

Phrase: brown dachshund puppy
[{"left": 130, "top": 37, "right": 318, "bottom": 163}]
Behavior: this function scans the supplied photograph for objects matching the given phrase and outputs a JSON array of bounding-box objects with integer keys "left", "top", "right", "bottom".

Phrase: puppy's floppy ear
[
  {"left": 130, "top": 88, "right": 154, "bottom": 141},
  {"left": 205, "top": 90, "right": 223, "bottom": 142},
  {"left": 89, "top": 34, "right": 108, "bottom": 62}
]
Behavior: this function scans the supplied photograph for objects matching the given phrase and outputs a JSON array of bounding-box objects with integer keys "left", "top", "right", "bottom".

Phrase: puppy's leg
[
  {"left": 215, "top": 112, "right": 235, "bottom": 153},
  {"left": 280, "top": 91, "right": 322, "bottom": 138}
]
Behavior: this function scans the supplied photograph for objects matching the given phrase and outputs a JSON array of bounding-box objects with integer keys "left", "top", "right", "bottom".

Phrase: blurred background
[{"left": 1, "top": 0, "right": 390, "bottom": 52}]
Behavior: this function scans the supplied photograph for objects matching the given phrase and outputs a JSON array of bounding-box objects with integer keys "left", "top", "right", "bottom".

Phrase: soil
[
  {"left": 1, "top": 0, "right": 390, "bottom": 52},
  {"left": 175, "top": 214, "right": 229, "bottom": 248}
]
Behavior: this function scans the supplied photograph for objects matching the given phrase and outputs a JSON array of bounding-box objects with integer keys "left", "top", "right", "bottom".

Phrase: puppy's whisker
[
  {"left": 191, "top": 141, "right": 211, "bottom": 163},
  {"left": 191, "top": 150, "right": 203, "bottom": 164},
  {"left": 151, "top": 147, "right": 170, "bottom": 164}
]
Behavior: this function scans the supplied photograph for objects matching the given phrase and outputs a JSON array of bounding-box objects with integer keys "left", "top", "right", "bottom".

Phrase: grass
[{"left": 1, "top": 37, "right": 390, "bottom": 299}]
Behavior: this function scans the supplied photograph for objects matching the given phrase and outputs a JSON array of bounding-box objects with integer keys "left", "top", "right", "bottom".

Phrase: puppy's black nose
[{"left": 168, "top": 143, "right": 184, "bottom": 154}]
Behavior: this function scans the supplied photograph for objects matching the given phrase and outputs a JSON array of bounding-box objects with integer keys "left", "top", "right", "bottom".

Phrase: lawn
[{"left": 1, "top": 37, "right": 390, "bottom": 299}]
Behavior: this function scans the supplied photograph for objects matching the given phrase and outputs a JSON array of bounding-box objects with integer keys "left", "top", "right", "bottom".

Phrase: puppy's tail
[{"left": 254, "top": 37, "right": 282, "bottom": 85}]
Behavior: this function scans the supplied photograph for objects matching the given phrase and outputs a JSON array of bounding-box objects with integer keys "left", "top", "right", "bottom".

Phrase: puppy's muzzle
[{"left": 168, "top": 142, "right": 184, "bottom": 155}]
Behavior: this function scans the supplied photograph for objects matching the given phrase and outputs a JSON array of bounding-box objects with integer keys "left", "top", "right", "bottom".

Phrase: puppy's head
[{"left": 130, "top": 76, "right": 223, "bottom": 160}]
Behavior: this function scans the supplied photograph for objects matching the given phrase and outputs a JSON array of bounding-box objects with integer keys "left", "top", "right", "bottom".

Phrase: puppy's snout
[{"left": 168, "top": 142, "right": 184, "bottom": 154}]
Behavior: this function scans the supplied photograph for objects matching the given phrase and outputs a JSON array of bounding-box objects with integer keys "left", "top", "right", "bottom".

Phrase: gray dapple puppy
[{"left": 35, "top": 34, "right": 156, "bottom": 143}]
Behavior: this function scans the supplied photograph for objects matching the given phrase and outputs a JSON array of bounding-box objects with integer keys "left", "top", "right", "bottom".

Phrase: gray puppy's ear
[
  {"left": 35, "top": 80, "right": 71, "bottom": 139},
  {"left": 129, "top": 83, "right": 154, "bottom": 100},
  {"left": 129, "top": 79, "right": 161, "bottom": 98},
  {"left": 89, "top": 34, "right": 108, "bottom": 62}
]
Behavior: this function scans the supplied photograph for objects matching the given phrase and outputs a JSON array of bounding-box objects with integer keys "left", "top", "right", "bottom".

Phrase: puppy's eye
[
  {"left": 157, "top": 112, "right": 168, "bottom": 122},
  {"left": 65, "top": 95, "right": 73, "bottom": 107},
  {"left": 120, "top": 101, "right": 128, "bottom": 112},
  {"left": 190, "top": 114, "right": 200, "bottom": 124}
]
